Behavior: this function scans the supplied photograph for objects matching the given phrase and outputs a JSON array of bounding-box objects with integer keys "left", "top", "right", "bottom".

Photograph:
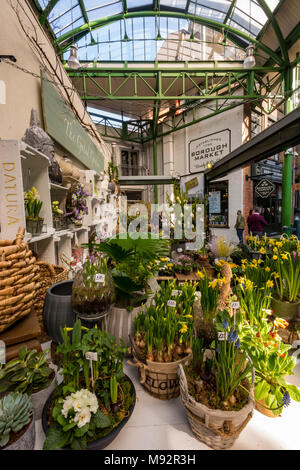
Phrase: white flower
[
  {"left": 62, "top": 397, "right": 74, "bottom": 418},
  {"left": 74, "top": 408, "right": 91, "bottom": 428}
]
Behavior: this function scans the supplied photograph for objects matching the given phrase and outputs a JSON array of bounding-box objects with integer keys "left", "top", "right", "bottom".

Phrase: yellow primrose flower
[
  {"left": 266, "top": 280, "right": 274, "bottom": 288},
  {"left": 273, "top": 255, "right": 278, "bottom": 260},
  {"left": 265, "top": 267, "right": 270, "bottom": 272},
  {"left": 167, "top": 263, "right": 173, "bottom": 267}
]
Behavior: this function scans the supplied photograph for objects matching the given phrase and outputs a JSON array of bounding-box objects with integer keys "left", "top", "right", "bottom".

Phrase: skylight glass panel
[
  {"left": 49, "top": 4, "right": 82, "bottom": 29},
  {"left": 87, "top": 3, "right": 123, "bottom": 21},
  {"left": 56, "top": 16, "right": 85, "bottom": 36},
  {"left": 49, "top": 0, "right": 78, "bottom": 23},
  {"left": 192, "top": 5, "right": 226, "bottom": 22},
  {"left": 160, "top": 0, "right": 187, "bottom": 8},
  {"left": 127, "top": 0, "right": 153, "bottom": 8}
]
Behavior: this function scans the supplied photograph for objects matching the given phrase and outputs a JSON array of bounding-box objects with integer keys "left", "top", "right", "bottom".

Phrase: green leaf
[
  {"left": 93, "top": 409, "right": 111, "bottom": 429},
  {"left": 0, "top": 432, "right": 10, "bottom": 448},
  {"left": 70, "top": 437, "right": 87, "bottom": 450},
  {"left": 255, "top": 380, "right": 270, "bottom": 400},
  {"left": 286, "top": 384, "right": 300, "bottom": 402},
  {"left": 43, "top": 425, "right": 70, "bottom": 450},
  {"left": 74, "top": 423, "right": 89, "bottom": 438},
  {"left": 62, "top": 422, "right": 77, "bottom": 432}
]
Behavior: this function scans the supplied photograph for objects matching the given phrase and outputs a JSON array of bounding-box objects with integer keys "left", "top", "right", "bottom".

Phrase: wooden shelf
[
  {"left": 26, "top": 230, "right": 54, "bottom": 244},
  {"left": 50, "top": 182, "right": 68, "bottom": 191}
]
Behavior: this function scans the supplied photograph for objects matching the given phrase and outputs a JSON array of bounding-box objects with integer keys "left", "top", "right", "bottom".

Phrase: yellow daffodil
[
  {"left": 241, "top": 259, "right": 247, "bottom": 264},
  {"left": 167, "top": 263, "right": 173, "bottom": 267},
  {"left": 179, "top": 324, "right": 188, "bottom": 334},
  {"left": 209, "top": 280, "right": 218, "bottom": 289},
  {"left": 265, "top": 266, "right": 270, "bottom": 272},
  {"left": 281, "top": 253, "right": 288, "bottom": 260},
  {"left": 273, "top": 272, "right": 280, "bottom": 279},
  {"left": 196, "top": 271, "right": 205, "bottom": 279},
  {"left": 276, "top": 241, "right": 283, "bottom": 248},
  {"left": 273, "top": 247, "right": 278, "bottom": 253},
  {"left": 273, "top": 255, "right": 278, "bottom": 260},
  {"left": 257, "top": 259, "right": 263, "bottom": 264},
  {"left": 259, "top": 247, "right": 266, "bottom": 254},
  {"left": 184, "top": 314, "right": 193, "bottom": 319},
  {"left": 266, "top": 280, "right": 274, "bottom": 288},
  {"left": 268, "top": 239, "right": 275, "bottom": 245},
  {"left": 245, "top": 279, "right": 253, "bottom": 291}
]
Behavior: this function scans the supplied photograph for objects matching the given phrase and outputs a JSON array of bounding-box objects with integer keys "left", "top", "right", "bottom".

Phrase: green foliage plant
[{"left": 0, "top": 392, "right": 32, "bottom": 448}]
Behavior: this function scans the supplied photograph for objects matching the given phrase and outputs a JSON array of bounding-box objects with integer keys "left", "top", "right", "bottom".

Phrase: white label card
[
  {"left": 172, "top": 290, "right": 179, "bottom": 297},
  {"left": 167, "top": 300, "right": 176, "bottom": 308},
  {"left": 230, "top": 302, "right": 240, "bottom": 309},
  {"left": 177, "top": 248, "right": 183, "bottom": 253},
  {"left": 95, "top": 273, "right": 105, "bottom": 283},
  {"left": 218, "top": 332, "right": 227, "bottom": 341},
  {"left": 85, "top": 351, "right": 98, "bottom": 361}
]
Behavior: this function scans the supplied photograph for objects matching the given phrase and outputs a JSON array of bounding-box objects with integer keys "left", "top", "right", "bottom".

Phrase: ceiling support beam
[{"left": 39, "top": 0, "right": 60, "bottom": 25}]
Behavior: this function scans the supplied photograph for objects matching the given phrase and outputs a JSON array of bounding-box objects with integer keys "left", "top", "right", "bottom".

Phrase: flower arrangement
[
  {"left": 233, "top": 276, "right": 272, "bottom": 326},
  {"left": 172, "top": 254, "right": 194, "bottom": 275},
  {"left": 66, "top": 182, "right": 89, "bottom": 227},
  {"left": 43, "top": 320, "right": 135, "bottom": 450},
  {"left": 272, "top": 251, "right": 300, "bottom": 303},
  {"left": 133, "top": 280, "right": 196, "bottom": 362}
]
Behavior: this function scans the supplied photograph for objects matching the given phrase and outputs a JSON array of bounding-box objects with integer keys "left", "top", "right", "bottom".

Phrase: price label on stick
[
  {"left": 167, "top": 299, "right": 176, "bottom": 308},
  {"left": 177, "top": 248, "right": 183, "bottom": 253},
  {"left": 95, "top": 274, "right": 105, "bottom": 283},
  {"left": 85, "top": 351, "right": 98, "bottom": 362},
  {"left": 230, "top": 302, "right": 240, "bottom": 310},
  {"left": 218, "top": 332, "right": 227, "bottom": 341},
  {"left": 172, "top": 290, "right": 179, "bottom": 297}
]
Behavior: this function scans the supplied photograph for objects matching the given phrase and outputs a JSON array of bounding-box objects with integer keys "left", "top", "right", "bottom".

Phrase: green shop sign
[{"left": 41, "top": 72, "right": 104, "bottom": 174}]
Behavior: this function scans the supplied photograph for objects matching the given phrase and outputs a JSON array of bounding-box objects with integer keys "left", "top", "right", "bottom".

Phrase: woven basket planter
[
  {"left": 35, "top": 262, "right": 69, "bottom": 342},
  {"left": 0, "top": 227, "right": 40, "bottom": 333},
  {"left": 178, "top": 363, "right": 255, "bottom": 449},
  {"left": 130, "top": 337, "right": 192, "bottom": 400}
]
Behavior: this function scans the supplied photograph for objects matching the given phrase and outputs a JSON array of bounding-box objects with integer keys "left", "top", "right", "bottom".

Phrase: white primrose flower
[{"left": 74, "top": 407, "right": 92, "bottom": 428}]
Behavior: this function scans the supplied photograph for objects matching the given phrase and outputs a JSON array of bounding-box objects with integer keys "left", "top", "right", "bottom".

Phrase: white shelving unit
[{"left": 0, "top": 140, "right": 109, "bottom": 266}]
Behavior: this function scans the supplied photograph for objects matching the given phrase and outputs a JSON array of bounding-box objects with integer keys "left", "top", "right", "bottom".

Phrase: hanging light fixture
[
  {"left": 243, "top": 44, "right": 256, "bottom": 69},
  {"left": 67, "top": 45, "right": 81, "bottom": 69}
]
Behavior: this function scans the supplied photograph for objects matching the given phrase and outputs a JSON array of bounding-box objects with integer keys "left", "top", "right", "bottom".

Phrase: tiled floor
[{"left": 35, "top": 343, "right": 300, "bottom": 450}]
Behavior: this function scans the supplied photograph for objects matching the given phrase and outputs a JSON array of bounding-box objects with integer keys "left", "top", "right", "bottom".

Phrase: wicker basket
[
  {"left": 0, "top": 227, "right": 41, "bottom": 333},
  {"left": 35, "top": 261, "right": 69, "bottom": 342},
  {"left": 178, "top": 363, "right": 255, "bottom": 449},
  {"left": 130, "top": 336, "right": 192, "bottom": 400}
]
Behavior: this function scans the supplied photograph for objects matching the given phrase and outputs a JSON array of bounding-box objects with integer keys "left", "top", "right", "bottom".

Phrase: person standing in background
[
  {"left": 248, "top": 207, "right": 267, "bottom": 237},
  {"left": 247, "top": 209, "right": 253, "bottom": 234},
  {"left": 234, "top": 210, "right": 245, "bottom": 244}
]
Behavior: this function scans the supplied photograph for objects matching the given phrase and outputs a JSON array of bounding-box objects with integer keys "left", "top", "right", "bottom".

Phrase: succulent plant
[
  {"left": 0, "top": 392, "right": 32, "bottom": 448},
  {"left": 0, "top": 346, "right": 53, "bottom": 395}
]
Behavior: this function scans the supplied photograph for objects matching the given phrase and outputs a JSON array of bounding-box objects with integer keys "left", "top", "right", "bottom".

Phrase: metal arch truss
[{"left": 67, "top": 62, "right": 289, "bottom": 143}]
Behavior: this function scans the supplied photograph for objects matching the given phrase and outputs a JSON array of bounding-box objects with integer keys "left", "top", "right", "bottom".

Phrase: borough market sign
[
  {"left": 255, "top": 178, "right": 276, "bottom": 198},
  {"left": 189, "top": 129, "right": 231, "bottom": 174}
]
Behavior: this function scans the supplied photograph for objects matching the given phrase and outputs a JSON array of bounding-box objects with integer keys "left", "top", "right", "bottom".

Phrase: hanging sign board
[
  {"left": 41, "top": 72, "right": 104, "bottom": 174},
  {"left": 189, "top": 129, "right": 231, "bottom": 173},
  {"left": 180, "top": 173, "right": 204, "bottom": 199},
  {"left": 255, "top": 178, "right": 275, "bottom": 198}
]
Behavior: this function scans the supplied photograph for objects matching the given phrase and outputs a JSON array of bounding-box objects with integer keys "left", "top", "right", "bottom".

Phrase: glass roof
[{"left": 39, "top": 0, "right": 281, "bottom": 47}]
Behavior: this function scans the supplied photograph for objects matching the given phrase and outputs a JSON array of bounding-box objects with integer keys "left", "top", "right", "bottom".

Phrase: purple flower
[
  {"left": 222, "top": 320, "right": 229, "bottom": 330},
  {"left": 228, "top": 329, "right": 238, "bottom": 343},
  {"left": 281, "top": 390, "right": 291, "bottom": 408}
]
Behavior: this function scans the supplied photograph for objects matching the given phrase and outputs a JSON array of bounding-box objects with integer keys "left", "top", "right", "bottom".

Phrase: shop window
[
  {"left": 208, "top": 181, "right": 229, "bottom": 227},
  {"left": 120, "top": 149, "right": 141, "bottom": 176}
]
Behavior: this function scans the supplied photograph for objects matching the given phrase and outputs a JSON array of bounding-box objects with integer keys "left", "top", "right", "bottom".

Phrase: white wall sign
[{"left": 189, "top": 129, "right": 231, "bottom": 173}]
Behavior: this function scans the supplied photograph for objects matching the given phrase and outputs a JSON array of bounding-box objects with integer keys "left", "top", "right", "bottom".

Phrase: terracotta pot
[
  {"left": 271, "top": 297, "right": 300, "bottom": 321},
  {"left": 255, "top": 398, "right": 277, "bottom": 418}
]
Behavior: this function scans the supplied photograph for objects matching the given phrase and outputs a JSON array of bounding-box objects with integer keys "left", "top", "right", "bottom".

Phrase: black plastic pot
[
  {"left": 43, "top": 280, "right": 76, "bottom": 344},
  {"left": 41, "top": 374, "right": 136, "bottom": 450}
]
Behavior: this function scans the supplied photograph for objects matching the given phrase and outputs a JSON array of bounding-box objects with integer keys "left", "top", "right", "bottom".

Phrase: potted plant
[
  {"left": 131, "top": 280, "right": 195, "bottom": 399},
  {"left": 172, "top": 254, "right": 194, "bottom": 275},
  {"left": 178, "top": 324, "right": 255, "bottom": 449},
  {"left": 208, "top": 236, "right": 235, "bottom": 262},
  {"left": 195, "top": 269, "right": 221, "bottom": 346},
  {"left": 271, "top": 251, "right": 300, "bottom": 320},
  {"left": 238, "top": 318, "right": 300, "bottom": 417},
  {"left": 0, "top": 346, "right": 55, "bottom": 420},
  {"left": 86, "top": 235, "right": 169, "bottom": 349},
  {"left": 24, "top": 186, "right": 43, "bottom": 236},
  {"left": 0, "top": 392, "right": 35, "bottom": 450},
  {"left": 66, "top": 182, "right": 89, "bottom": 228},
  {"left": 52, "top": 200, "right": 64, "bottom": 231},
  {"left": 42, "top": 320, "right": 136, "bottom": 450},
  {"left": 71, "top": 254, "right": 115, "bottom": 328}
]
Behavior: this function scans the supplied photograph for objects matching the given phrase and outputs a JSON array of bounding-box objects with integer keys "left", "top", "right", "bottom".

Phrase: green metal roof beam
[
  {"left": 223, "top": 0, "right": 237, "bottom": 24},
  {"left": 53, "top": 11, "right": 283, "bottom": 65},
  {"left": 78, "top": 0, "right": 89, "bottom": 24},
  {"left": 256, "top": 0, "right": 289, "bottom": 64},
  {"left": 39, "top": 0, "right": 60, "bottom": 25}
]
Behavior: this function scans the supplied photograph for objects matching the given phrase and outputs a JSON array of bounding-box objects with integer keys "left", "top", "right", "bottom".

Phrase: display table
[
  {"left": 0, "top": 309, "right": 42, "bottom": 361},
  {"left": 175, "top": 273, "right": 200, "bottom": 282}
]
